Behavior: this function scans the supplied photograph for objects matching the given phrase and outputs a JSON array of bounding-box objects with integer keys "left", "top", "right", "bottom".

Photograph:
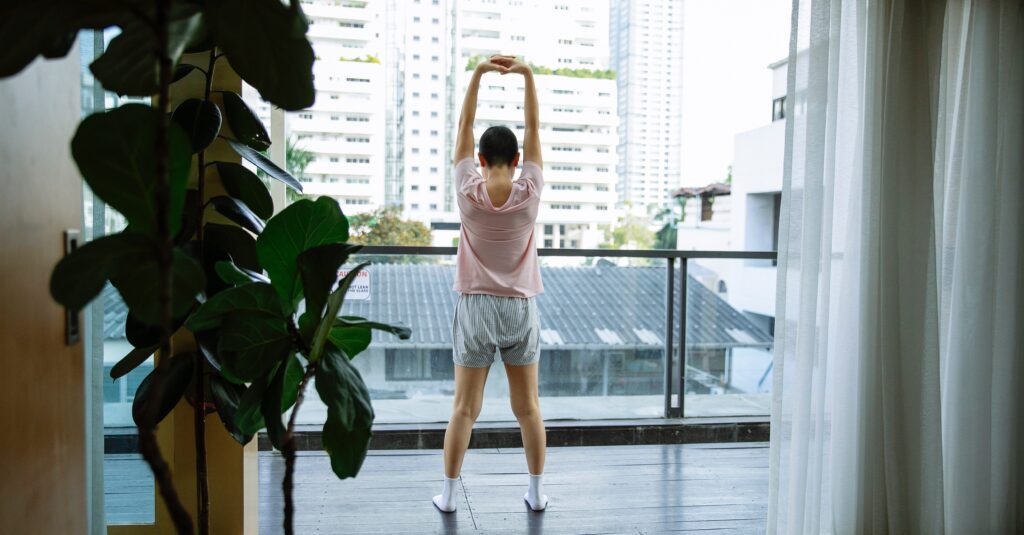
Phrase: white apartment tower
[
  {"left": 610, "top": 0, "right": 683, "bottom": 211},
  {"left": 285, "top": 0, "right": 387, "bottom": 213},
  {"left": 387, "top": 0, "right": 455, "bottom": 216},
  {"left": 450, "top": 0, "right": 619, "bottom": 249}
]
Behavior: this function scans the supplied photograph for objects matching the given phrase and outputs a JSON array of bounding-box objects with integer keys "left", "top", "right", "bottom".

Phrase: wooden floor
[{"left": 259, "top": 443, "right": 769, "bottom": 534}]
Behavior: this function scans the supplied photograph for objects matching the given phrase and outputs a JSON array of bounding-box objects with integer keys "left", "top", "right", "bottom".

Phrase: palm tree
[{"left": 286, "top": 136, "right": 314, "bottom": 203}]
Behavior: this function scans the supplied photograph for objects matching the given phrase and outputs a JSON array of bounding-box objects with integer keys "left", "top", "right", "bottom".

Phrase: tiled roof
[{"left": 103, "top": 263, "right": 773, "bottom": 349}]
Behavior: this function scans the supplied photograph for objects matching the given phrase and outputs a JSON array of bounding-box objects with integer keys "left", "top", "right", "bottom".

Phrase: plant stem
[
  {"left": 282, "top": 362, "right": 318, "bottom": 535},
  {"left": 193, "top": 46, "right": 218, "bottom": 535},
  {"left": 144, "top": 0, "right": 195, "bottom": 533}
]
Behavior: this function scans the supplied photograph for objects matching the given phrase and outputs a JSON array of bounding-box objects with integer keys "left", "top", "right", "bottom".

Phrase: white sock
[
  {"left": 432, "top": 476, "right": 459, "bottom": 513},
  {"left": 524, "top": 473, "right": 549, "bottom": 511}
]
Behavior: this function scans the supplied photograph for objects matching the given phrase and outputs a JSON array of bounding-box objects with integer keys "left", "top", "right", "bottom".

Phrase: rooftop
[{"left": 103, "top": 263, "right": 773, "bottom": 351}]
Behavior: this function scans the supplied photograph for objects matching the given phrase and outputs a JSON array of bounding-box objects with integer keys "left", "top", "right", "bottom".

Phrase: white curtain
[{"left": 769, "top": 0, "right": 1023, "bottom": 533}]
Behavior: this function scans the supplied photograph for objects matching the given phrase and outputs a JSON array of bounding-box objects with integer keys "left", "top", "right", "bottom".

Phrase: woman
[{"left": 432, "top": 54, "right": 549, "bottom": 513}]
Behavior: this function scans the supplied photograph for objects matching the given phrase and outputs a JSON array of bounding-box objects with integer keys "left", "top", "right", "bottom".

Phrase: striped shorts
[{"left": 452, "top": 293, "right": 541, "bottom": 367}]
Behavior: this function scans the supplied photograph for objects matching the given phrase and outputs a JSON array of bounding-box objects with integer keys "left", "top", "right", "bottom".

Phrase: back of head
[{"left": 479, "top": 126, "right": 518, "bottom": 167}]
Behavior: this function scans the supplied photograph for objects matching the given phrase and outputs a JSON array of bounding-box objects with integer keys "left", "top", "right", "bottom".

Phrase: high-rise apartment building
[
  {"left": 387, "top": 0, "right": 455, "bottom": 217},
  {"left": 610, "top": 0, "right": 683, "bottom": 211},
  {"left": 447, "top": 0, "right": 618, "bottom": 249},
  {"left": 246, "top": 0, "right": 387, "bottom": 214}
]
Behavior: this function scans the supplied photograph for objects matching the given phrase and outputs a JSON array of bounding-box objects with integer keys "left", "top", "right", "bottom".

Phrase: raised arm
[
  {"left": 491, "top": 55, "right": 542, "bottom": 167},
  {"left": 454, "top": 59, "right": 508, "bottom": 164}
]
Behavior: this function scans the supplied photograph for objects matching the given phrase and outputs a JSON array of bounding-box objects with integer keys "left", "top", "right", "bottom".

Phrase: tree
[
  {"left": 348, "top": 206, "right": 433, "bottom": 246},
  {"left": 601, "top": 210, "right": 655, "bottom": 250},
  {"left": 286, "top": 137, "right": 314, "bottom": 203},
  {"left": 654, "top": 196, "right": 687, "bottom": 250}
]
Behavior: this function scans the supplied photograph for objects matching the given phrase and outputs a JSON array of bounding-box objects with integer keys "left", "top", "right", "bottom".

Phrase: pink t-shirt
[{"left": 452, "top": 157, "right": 545, "bottom": 297}]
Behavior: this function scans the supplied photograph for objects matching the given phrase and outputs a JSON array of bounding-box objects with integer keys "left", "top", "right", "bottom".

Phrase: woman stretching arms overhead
[{"left": 432, "top": 54, "right": 549, "bottom": 513}]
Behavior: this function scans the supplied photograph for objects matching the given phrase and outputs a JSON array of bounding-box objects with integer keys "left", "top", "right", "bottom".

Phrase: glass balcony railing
[{"left": 278, "top": 246, "right": 777, "bottom": 425}]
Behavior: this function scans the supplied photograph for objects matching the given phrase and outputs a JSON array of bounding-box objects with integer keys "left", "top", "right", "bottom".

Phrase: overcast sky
[{"left": 679, "top": 0, "right": 792, "bottom": 187}]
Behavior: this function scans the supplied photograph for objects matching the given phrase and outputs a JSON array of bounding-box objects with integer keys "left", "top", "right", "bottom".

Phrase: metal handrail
[
  {"left": 357, "top": 245, "right": 777, "bottom": 260},
  {"left": 352, "top": 245, "right": 778, "bottom": 418}
]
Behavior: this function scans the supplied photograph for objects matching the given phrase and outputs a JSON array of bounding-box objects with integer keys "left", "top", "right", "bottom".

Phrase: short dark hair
[{"left": 479, "top": 126, "right": 518, "bottom": 167}]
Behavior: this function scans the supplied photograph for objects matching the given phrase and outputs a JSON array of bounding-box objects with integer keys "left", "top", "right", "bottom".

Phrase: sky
[{"left": 679, "top": 0, "right": 792, "bottom": 187}]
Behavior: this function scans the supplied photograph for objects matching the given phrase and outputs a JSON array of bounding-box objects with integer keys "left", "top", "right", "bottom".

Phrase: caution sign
[{"left": 338, "top": 269, "right": 370, "bottom": 301}]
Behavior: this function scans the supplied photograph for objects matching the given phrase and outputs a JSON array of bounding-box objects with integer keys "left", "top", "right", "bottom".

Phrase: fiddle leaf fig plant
[{"left": 2, "top": 1, "right": 410, "bottom": 534}]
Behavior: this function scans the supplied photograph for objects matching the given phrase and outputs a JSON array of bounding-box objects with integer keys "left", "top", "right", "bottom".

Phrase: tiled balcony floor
[{"left": 258, "top": 443, "right": 768, "bottom": 534}]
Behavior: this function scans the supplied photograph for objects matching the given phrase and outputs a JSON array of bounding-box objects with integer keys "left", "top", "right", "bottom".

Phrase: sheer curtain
[{"left": 769, "top": 0, "right": 1023, "bottom": 533}]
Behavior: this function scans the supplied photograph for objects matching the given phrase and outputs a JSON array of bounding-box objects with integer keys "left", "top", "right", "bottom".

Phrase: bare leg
[
  {"left": 505, "top": 362, "right": 545, "bottom": 475},
  {"left": 442, "top": 364, "right": 490, "bottom": 478}
]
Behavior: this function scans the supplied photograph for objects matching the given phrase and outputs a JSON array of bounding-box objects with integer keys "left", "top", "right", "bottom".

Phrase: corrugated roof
[{"left": 103, "top": 264, "right": 773, "bottom": 349}]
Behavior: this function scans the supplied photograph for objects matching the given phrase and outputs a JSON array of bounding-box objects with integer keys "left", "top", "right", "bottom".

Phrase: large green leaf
[
  {"left": 227, "top": 139, "right": 303, "bottom": 192},
  {"left": 217, "top": 313, "right": 291, "bottom": 382},
  {"left": 310, "top": 263, "right": 370, "bottom": 362},
  {"left": 110, "top": 345, "right": 157, "bottom": 379},
  {"left": 185, "top": 282, "right": 281, "bottom": 332},
  {"left": 216, "top": 162, "right": 273, "bottom": 219},
  {"left": 261, "top": 363, "right": 288, "bottom": 450},
  {"left": 71, "top": 104, "right": 191, "bottom": 236},
  {"left": 110, "top": 246, "right": 205, "bottom": 325},
  {"left": 172, "top": 98, "right": 222, "bottom": 153},
  {"left": 50, "top": 232, "right": 204, "bottom": 323},
  {"left": 256, "top": 197, "right": 349, "bottom": 314},
  {"left": 219, "top": 91, "right": 271, "bottom": 151},
  {"left": 0, "top": 2, "right": 132, "bottom": 77},
  {"left": 206, "top": 0, "right": 315, "bottom": 111},
  {"left": 204, "top": 223, "right": 260, "bottom": 271},
  {"left": 209, "top": 374, "right": 254, "bottom": 445},
  {"left": 235, "top": 369, "right": 274, "bottom": 435},
  {"left": 338, "top": 316, "right": 412, "bottom": 340},
  {"left": 297, "top": 243, "right": 362, "bottom": 323},
  {"left": 215, "top": 260, "right": 268, "bottom": 287},
  {"left": 281, "top": 353, "right": 304, "bottom": 412},
  {"left": 316, "top": 344, "right": 374, "bottom": 479},
  {"left": 132, "top": 352, "right": 194, "bottom": 427},
  {"left": 328, "top": 326, "right": 372, "bottom": 360},
  {"left": 50, "top": 232, "right": 146, "bottom": 312},
  {"left": 125, "top": 311, "right": 188, "bottom": 348},
  {"left": 89, "top": 6, "right": 203, "bottom": 96},
  {"left": 210, "top": 196, "right": 265, "bottom": 235}
]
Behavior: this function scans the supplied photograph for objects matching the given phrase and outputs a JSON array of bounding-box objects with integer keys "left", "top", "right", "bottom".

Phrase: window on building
[{"left": 772, "top": 96, "right": 786, "bottom": 121}]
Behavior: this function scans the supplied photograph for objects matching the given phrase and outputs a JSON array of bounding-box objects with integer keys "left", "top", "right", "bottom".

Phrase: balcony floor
[{"left": 259, "top": 442, "right": 768, "bottom": 534}]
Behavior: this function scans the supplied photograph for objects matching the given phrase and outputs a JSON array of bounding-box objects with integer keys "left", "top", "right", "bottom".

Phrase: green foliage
[
  {"left": 220, "top": 91, "right": 272, "bottom": 151},
  {"left": 465, "top": 54, "right": 616, "bottom": 79},
  {"left": 90, "top": 5, "right": 203, "bottom": 96},
  {"left": 132, "top": 353, "right": 194, "bottom": 427},
  {"left": 13, "top": 0, "right": 412, "bottom": 526},
  {"left": 348, "top": 206, "right": 433, "bottom": 246},
  {"left": 71, "top": 104, "right": 192, "bottom": 236},
  {"left": 257, "top": 197, "right": 351, "bottom": 314},
  {"left": 316, "top": 344, "right": 374, "bottom": 479},
  {"left": 209, "top": 375, "right": 254, "bottom": 444},
  {"left": 601, "top": 212, "right": 655, "bottom": 250},
  {"left": 339, "top": 54, "right": 381, "bottom": 64},
  {"left": 173, "top": 99, "right": 223, "bottom": 154},
  {"left": 206, "top": 0, "right": 315, "bottom": 110},
  {"left": 216, "top": 163, "right": 274, "bottom": 220},
  {"left": 286, "top": 137, "right": 315, "bottom": 203}
]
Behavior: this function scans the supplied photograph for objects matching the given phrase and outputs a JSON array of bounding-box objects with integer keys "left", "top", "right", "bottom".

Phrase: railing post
[
  {"left": 664, "top": 257, "right": 675, "bottom": 418},
  {"left": 679, "top": 258, "right": 688, "bottom": 418}
]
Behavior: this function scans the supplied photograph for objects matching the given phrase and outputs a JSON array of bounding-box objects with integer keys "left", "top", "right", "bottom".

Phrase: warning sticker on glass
[{"left": 338, "top": 269, "right": 370, "bottom": 301}]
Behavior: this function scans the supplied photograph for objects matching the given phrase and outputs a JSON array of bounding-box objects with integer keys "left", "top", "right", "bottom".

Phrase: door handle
[{"left": 64, "top": 229, "right": 81, "bottom": 346}]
